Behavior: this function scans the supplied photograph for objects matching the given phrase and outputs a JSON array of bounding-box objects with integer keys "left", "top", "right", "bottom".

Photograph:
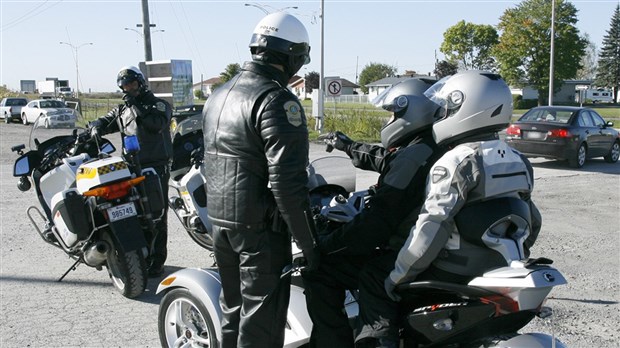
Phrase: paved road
[{"left": 1, "top": 123, "right": 618, "bottom": 347}]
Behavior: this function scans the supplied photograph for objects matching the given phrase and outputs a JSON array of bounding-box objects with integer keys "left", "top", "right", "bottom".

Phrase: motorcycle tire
[
  {"left": 158, "top": 288, "right": 218, "bottom": 348},
  {"left": 186, "top": 229, "right": 214, "bottom": 251},
  {"left": 104, "top": 233, "right": 148, "bottom": 299}
]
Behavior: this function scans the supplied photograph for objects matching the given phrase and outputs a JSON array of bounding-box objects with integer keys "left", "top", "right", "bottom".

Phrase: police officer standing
[
  {"left": 90, "top": 66, "right": 172, "bottom": 278},
  {"left": 202, "top": 13, "right": 318, "bottom": 348}
]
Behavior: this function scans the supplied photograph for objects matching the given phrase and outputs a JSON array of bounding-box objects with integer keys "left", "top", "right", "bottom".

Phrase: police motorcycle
[
  {"left": 166, "top": 112, "right": 213, "bottom": 250},
  {"left": 156, "top": 155, "right": 363, "bottom": 347},
  {"left": 11, "top": 114, "right": 165, "bottom": 298},
  {"left": 156, "top": 146, "right": 567, "bottom": 347}
]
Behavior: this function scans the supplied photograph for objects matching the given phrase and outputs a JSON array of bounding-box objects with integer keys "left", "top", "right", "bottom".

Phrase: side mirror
[
  {"left": 607, "top": 121, "right": 614, "bottom": 128},
  {"left": 14, "top": 155, "right": 32, "bottom": 176}
]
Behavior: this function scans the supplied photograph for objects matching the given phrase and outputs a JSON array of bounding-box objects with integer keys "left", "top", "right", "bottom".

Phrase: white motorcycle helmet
[
  {"left": 373, "top": 78, "right": 439, "bottom": 148},
  {"left": 425, "top": 70, "right": 513, "bottom": 146},
  {"left": 117, "top": 66, "right": 146, "bottom": 89},
  {"left": 249, "top": 12, "right": 311, "bottom": 77}
]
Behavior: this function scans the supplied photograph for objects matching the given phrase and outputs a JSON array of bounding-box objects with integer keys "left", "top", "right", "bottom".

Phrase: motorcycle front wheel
[
  {"left": 159, "top": 288, "right": 218, "bottom": 348},
  {"left": 186, "top": 229, "right": 214, "bottom": 251},
  {"left": 103, "top": 233, "right": 148, "bottom": 298}
]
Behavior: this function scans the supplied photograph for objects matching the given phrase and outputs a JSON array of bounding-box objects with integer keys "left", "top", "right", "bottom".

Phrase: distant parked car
[
  {"left": 506, "top": 106, "right": 620, "bottom": 168},
  {"left": 20, "top": 99, "right": 77, "bottom": 128},
  {"left": 0, "top": 97, "right": 28, "bottom": 123}
]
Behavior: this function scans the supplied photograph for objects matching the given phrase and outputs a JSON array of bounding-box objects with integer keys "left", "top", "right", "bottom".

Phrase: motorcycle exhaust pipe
[{"left": 84, "top": 241, "right": 110, "bottom": 267}]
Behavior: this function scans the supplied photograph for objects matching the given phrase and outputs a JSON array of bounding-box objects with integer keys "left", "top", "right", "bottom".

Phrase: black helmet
[
  {"left": 249, "top": 12, "right": 311, "bottom": 78},
  {"left": 117, "top": 66, "right": 146, "bottom": 89}
]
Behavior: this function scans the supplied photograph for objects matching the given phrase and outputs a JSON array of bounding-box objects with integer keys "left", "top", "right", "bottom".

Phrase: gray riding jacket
[{"left": 389, "top": 139, "right": 540, "bottom": 284}]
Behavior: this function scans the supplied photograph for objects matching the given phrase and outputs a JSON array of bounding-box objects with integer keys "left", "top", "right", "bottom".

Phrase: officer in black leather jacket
[
  {"left": 301, "top": 79, "right": 445, "bottom": 348},
  {"left": 202, "top": 13, "right": 317, "bottom": 348},
  {"left": 90, "top": 66, "right": 172, "bottom": 277}
]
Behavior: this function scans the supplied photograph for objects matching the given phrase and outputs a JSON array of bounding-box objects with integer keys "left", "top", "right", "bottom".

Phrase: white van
[{"left": 584, "top": 88, "right": 614, "bottom": 103}]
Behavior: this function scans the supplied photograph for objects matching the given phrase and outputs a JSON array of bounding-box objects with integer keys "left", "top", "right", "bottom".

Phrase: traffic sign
[{"left": 326, "top": 79, "right": 342, "bottom": 96}]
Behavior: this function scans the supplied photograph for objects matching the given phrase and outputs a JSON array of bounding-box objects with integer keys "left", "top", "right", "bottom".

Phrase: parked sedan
[
  {"left": 506, "top": 106, "right": 620, "bottom": 168},
  {"left": 21, "top": 99, "right": 77, "bottom": 128}
]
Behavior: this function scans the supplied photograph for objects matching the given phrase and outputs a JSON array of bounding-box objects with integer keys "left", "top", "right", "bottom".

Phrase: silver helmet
[
  {"left": 373, "top": 78, "right": 439, "bottom": 148},
  {"left": 425, "top": 70, "right": 513, "bottom": 146}
]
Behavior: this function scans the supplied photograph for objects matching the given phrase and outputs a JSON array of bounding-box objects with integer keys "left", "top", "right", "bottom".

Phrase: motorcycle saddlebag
[
  {"left": 51, "top": 189, "right": 90, "bottom": 245},
  {"left": 141, "top": 169, "right": 165, "bottom": 214}
]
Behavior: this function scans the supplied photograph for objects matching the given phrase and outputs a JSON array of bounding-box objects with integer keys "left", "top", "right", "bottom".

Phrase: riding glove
[
  {"left": 323, "top": 131, "right": 353, "bottom": 155},
  {"left": 384, "top": 277, "right": 401, "bottom": 302}
]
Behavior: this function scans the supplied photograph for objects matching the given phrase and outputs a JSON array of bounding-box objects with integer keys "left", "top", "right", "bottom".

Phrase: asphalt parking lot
[{"left": 1, "top": 122, "right": 618, "bottom": 347}]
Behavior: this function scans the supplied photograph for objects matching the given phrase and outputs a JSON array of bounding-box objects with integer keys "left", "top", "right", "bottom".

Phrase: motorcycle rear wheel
[
  {"left": 159, "top": 288, "right": 217, "bottom": 348},
  {"left": 104, "top": 233, "right": 148, "bottom": 298}
]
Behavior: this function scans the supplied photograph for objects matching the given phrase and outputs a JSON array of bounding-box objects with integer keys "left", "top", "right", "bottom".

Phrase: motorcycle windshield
[
  {"left": 307, "top": 156, "right": 356, "bottom": 193},
  {"left": 29, "top": 103, "right": 83, "bottom": 151}
]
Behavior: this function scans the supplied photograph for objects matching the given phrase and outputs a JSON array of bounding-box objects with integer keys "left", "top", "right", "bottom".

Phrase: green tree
[
  {"left": 358, "top": 62, "right": 397, "bottom": 94},
  {"left": 220, "top": 63, "right": 241, "bottom": 83},
  {"left": 305, "top": 71, "right": 320, "bottom": 93},
  {"left": 576, "top": 33, "right": 597, "bottom": 80},
  {"left": 595, "top": 4, "right": 620, "bottom": 102},
  {"left": 212, "top": 63, "right": 241, "bottom": 91},
  {"left": 434, "top": 60, "right": 459, "bottom": 79},
  {"left": 494, "top": 0, "right": 586, "bottom": 105},
  {"left": 440, "top": 20, "right": 499, "bottom": 71}
]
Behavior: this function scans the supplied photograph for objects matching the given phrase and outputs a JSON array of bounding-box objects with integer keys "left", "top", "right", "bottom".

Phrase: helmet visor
[
  {"left": 372, "top": 83, "right": 408, "bottom": 114},
  {"left": 423, "top": 75, "right": 464, "bottom": 119},
  {"left": 249, "top": 34, "right": 311, "bottom": 64}
]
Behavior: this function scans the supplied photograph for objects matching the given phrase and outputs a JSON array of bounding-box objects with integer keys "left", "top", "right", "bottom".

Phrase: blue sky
[{"left": 0, "top": 0, "right": 617, "bottom": 92}]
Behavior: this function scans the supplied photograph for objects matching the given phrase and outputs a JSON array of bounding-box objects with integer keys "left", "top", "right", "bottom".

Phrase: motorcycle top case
[
  {"left": 51, "top": 188, "right": 90, "bottom": 247},
  {"left": 75, "top": 156, "right": 132, "bottom": 193}
]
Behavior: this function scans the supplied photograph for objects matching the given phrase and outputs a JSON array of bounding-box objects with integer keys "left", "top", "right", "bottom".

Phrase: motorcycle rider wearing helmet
[
  {"left": 201, "top": 12, "right": 317, "bottom": 348},
  {"left": 355, "top": 71, "right": 541, "bottom": 348},
  {"left": 89, "top": 66, "right": 172, "bottom": 278},
  {"left": 302, "top": 78, "right": 447, "bottom": 348}
]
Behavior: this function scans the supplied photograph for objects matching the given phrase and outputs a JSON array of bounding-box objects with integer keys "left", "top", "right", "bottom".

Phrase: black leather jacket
[
  {"left": 203, "top": 61, "right": 316, "bottom": 251},
  {"left": 93, "top": 90, "right": 172, "bottom": 167}
]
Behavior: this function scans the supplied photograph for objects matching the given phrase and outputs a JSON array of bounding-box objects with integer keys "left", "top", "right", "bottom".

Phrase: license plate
[
  {"left": 107, "top": 202, "right": 137, "bottom": 222},
  {"left": 525, "top": 131, "right": 545, "bottom": 140}
]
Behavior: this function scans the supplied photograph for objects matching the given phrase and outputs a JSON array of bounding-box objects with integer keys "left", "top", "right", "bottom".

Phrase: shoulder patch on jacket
[
  {"left": 284, "top": 100, "right": 302, "bottom": 127},
  {"left": 432, "top": 166, "right": 449, "bottom": 183},
  {"left": 155, "top": 101, "right": 167, "bottom": 112}
]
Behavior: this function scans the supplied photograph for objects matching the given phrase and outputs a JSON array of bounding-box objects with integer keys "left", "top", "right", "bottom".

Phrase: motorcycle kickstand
[{"left": 58, "top": 257, "right": 82, "bottom": 282}]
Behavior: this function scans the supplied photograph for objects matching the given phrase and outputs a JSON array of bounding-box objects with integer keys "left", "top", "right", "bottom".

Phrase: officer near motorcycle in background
[
  {"left": 354, "top": 71, "right": 542, "bottom": 348},
  {"left": 201, "top": 12, "right": 318, "bottom": 348},
  {"left": 302, "top": 78, "right": 447, "bottom": 348},
  {"left": 89, "top": 66, "right": 172, "bottom": 278}
]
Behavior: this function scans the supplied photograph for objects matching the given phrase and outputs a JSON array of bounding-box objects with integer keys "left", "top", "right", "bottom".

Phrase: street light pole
[{"left": 59, "top": 41, "right": 93, "bottom": 99}]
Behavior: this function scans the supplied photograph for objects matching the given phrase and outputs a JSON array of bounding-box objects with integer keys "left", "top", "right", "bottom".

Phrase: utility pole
[
  {"left": 60, "top": 41, "right": 93, "bottom": 99},
  {"left": 548, "top": 0, "right": 556, "bottom": 106},
  {"left": 141, "top": 0, "right": 153, "bottom": 61},
  {"left": 317, "top": 0, "right": 325, "bottom": 133}
]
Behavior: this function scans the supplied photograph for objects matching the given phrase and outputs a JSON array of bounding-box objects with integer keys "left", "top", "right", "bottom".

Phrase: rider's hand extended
[
  {"left": 302, "top": 247, "right": 320, "bottom": 271},
  {"left": 384, "top": 277, "right": 401, "bottom": 302},
  {"left": 323, "top": 131, "right": 353, "bottom": 154}
]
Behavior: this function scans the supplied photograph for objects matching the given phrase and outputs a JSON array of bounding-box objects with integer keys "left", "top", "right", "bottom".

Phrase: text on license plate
[
  {"left": 107, "top": 202, "right": 137, "bottom": 222},
  {"left": 525, "top": 131, "right": 545, "bottom": 139}
]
